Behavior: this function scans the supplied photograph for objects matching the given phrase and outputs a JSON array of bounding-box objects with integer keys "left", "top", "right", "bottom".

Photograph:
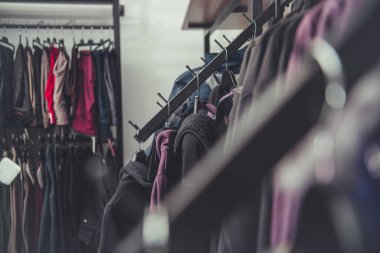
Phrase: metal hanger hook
[
  {"left": 224, "top": 47, "right": 229, "bottom": 71},
  {"left": 72, "top": 26, "right": 75, "bottom": 43},
  {"left": 167, "top": 100, "right": 171, "bottom": 117}
]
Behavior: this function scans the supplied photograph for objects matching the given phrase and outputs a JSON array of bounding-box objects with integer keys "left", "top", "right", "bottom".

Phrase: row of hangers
[
  {"left": 0, "top": 25, "right": 114, "bottom": 52},
  {"left": 0, "top": 127, "right": 116, "bottom": 160}
]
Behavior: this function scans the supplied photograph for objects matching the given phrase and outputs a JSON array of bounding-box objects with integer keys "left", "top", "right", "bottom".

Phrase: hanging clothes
[
  {"left": 25, "top": 46, "right": 37, "bottom": 127},
  {"left": 44, "top": 47, "right": 59, "bottom": 125},
  {"left": 33, "top": 46, "right": 43, "bottom": 127},
  {"left": 0, "top": 44, "right": 15, "bottom": 127},
  {"left": 72, "top": 50, "right": 98, "bottom": 136},
  {"left": 103, "top": 50, "right": 118, "bottom": 126},
  {"left": 40, "top": 47, "right": 50, "bottom": 128},
  {"left": 53, "top": 48, "right": 70, "bottom": 126},
  {"left": 13, "top": 44, "right": 33, "bottom": 126},
  {"left": 92, "top": 50, "right": 111, "bottom": 141},
  {"left": 99, "top": 160, "right": 151, "bottom": 253}
]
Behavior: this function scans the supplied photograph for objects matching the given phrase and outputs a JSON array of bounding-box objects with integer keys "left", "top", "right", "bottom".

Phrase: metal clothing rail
[
  {"left": 133, "top": 0, "right": 293, "bottom": 143},
  {"left": 118, "top": 0, "right": 380, "bottom": 252},
  {"left": 0, "top": 24, "right": 113, "bottom": 29}
]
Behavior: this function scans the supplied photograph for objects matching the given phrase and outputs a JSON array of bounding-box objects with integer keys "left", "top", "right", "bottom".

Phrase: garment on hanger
[
  {"left": 33, "top": 45, "right": 43, "bottom": 127},
  {"left": 285, "top": 0, "right": 361, "bottom": 88},
  {"left": 78, "top": 153, "right": 119, "bottom": 249},
  {"left": 92, "top": 50, "right": 111, "bottom": 141},
  {"left": 99, "top": 160, "right": 151, "bottom": 253},
  {"left": 45, "top": 47, "right": 59, "bottom": 125},
  {"left": 13, "top": 44, "right": 33, "bottom": 126},
  {"left": 150, "top": 128, "right": 178, "bottom": 211},
  {"left": 41, "top": 47, "right": 50, "bottom": 128},
  {"left": 26, "top": 45, "right": 37, "bottom": 127},
  {"left": 53, "top": 47, "right": 70, "bottom": 126},
  {"left": 72, "top": 50, "right": 98, "bottom": 136},
  {"left": 104, "top": 50, "right": 118, "bottom": 126},
  {"left": 0, "top": 44, "right": 15, "bottom": 127}
]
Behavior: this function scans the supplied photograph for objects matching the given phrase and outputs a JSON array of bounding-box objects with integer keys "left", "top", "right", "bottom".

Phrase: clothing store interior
[{"left": 1, "top": 0, "right": 380, "bottom": 252}]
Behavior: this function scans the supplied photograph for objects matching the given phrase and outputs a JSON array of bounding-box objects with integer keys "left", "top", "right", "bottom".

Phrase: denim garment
[
  {"left": 37, "top": 146, "right": 65, "bottom": 253},
  {"left": 92, "top": 51, "right": 112, "bottom": 141},
  {"left": 103, "top": 51, "right": 118, "bottom": 126},
  {"left": 168, "top": 48, "right": 246, "bottom": 101}
]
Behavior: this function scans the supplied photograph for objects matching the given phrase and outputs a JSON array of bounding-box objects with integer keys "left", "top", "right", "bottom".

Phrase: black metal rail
[{"left": 133, "top": 0, "right": 293, "bottom": 143}]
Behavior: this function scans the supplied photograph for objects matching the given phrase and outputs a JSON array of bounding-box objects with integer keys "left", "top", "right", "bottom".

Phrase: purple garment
[
  {"left": 272, "top": 0, "right": 362, "bottom": 247},
  {"left": 150, "top": 128, "right": 177, "bottom": 211},
  {"left": 285, "top": 0, "right": 345, "bottom": 89}
]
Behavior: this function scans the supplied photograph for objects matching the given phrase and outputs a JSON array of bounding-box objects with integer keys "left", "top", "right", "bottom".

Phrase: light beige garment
[{"left": 53, "top": 49, "right": 70, "bottom": 125}]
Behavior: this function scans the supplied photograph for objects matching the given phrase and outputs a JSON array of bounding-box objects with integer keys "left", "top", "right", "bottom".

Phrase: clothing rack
[
  {"left": 1, "top": 0, "right": 124, "bottom": 165},
  {"left": 133, "top": 0, "right": 293, "bottom": 143},
  {"left": 118, "top": 0, "right": 380, "bottom": 252},
  {"left": 0, "top": 24, "right": 113, "bottom": 29}
]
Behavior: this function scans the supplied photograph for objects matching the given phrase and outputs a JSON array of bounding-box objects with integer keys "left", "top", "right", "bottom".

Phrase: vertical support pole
[
  {"left": 113, "top": 0, "right": 124, "bottom": 166},
  {"left": 271, "top": 0, "right": 283, "bottom": 25},
  {"left": 204, "top": 31, "right": 210, "bottom": 55},
  {"left": 251, "top": 0, "right": 263, "bottom": 35}
]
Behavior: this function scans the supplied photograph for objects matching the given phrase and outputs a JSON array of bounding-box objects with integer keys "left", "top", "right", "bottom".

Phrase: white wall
[{"left": 120, "top": 0, "right": 203, "bottom": 161}]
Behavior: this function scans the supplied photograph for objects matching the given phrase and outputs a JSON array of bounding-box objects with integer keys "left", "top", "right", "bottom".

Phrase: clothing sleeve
[{"left": 53, "top": 53, "right": 69, "bottom": 125}]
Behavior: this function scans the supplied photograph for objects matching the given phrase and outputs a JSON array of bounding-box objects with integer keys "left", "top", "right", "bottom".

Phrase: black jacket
[
  {"left": 175, "top": 113, "right": 219, "bottom": 179},
  {"left": 13, "top": 44, "right": 33, "bottom": 126},
  {"left": 0, "top": 44, "right": 15, "bottom": 127},
  {"left": 78, "top": 154, "right": 119, "bottom": 248},
  {"left": 98, "top": 161, "right": 151, "bottom": 253},
  {"left": 33, "top": 46, "right": 43, "bottom": 126}
]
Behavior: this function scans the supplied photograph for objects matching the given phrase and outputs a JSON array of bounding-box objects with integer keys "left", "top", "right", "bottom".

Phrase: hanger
[
  {"left": 0, "top": 25, "right": 14, "bottom": 51},
  {"left": 43, "top": 26, "right": 51, "bottom": 47},
  {"left": 59, "top": 39, "right": 64, "bottom": 48},
  {"left": 0, "top": 36, "right": 15, "bottom": 51},
  {"left": 24, "top": 26, "right": 30, "bottom": 47},
  {"left": 32, "top": 26, "right": 43, "bottom": 49},
  {"left": 132, "top": 143, "right": 148, "bottom": 166},
  {"left": 18, "top": 26, "right": 22, "bottom": 45},
  {"left": 33, "top": 37, "right": 43, "bottom": 49}
]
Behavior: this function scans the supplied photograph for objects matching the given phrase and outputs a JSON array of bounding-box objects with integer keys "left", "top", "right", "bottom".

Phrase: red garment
[
  {"left": 44, "top": 47, "right": 59, "bottom": 125},
  {"left": 72, "top": 51, "right": 98, "bottom": 136}
]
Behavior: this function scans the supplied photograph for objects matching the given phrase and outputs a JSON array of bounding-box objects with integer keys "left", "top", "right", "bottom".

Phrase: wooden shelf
[{"left": 182, "top": 0, "right": 251, "bottom": 31}]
